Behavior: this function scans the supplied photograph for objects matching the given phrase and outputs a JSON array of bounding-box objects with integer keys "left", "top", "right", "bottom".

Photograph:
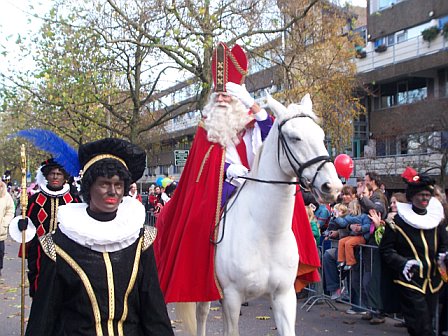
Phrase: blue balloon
[{"left": 156, "top": 177, "right": 164, "bottom": 186}]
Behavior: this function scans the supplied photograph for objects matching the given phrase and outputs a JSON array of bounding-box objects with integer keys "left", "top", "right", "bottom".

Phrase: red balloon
[{"left": 334, "top": 154, "right": 354, "bottom": 179}]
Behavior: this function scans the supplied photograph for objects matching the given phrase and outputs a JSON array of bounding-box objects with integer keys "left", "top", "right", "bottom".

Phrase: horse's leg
[
  {"left": 221, "top": 290, "right": 244, "bottom": 336},
  {"left": 270, "top": 288, "right": 297, "bottom": 336},
  {"left": 196, "top": 301, "right": 211, "bottom": 336}
]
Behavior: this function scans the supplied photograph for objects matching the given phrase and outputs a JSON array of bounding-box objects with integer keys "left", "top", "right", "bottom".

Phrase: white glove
[
  {"left": 226, "top": 82, "right": 255, "bottom": 109},
  {"left": 402, "top": 260, "right": 420, "bottom": 281},
  {"left": 226, "top": 164, "right": 249, "bottom": 179},
  {"left": 438, "top": 252, "right": 447, "bottom": 266}
]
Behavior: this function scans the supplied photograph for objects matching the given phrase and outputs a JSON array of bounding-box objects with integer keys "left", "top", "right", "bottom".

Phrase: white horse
[{"left": 177, "top": 94, "right": 342, "bottom": 336}]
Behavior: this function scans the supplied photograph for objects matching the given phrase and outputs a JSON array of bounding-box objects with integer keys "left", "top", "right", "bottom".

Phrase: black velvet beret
[
  {"left": 402, "top": 167, "right": 435, "bottom": 201},
  {"left": 78, "top": 138, "right": 146, "bottom": 183},
  {"left": 40, "top": 158, "right": 66, "bottom": 174}
]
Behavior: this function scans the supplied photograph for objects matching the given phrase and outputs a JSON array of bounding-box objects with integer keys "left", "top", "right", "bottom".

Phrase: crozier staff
[{"left": 25, "top": 138, "right": 173, "bottom": 335}]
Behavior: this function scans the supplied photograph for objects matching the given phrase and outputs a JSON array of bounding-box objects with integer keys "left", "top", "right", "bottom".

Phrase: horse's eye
[{"left": 290, "top": 136, "right": 301, "bottom": 142}]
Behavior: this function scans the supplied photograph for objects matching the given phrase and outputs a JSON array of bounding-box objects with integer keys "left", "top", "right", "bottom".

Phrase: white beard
[{"left": 203, "top": 95, "right": 252, "bottom": 147}]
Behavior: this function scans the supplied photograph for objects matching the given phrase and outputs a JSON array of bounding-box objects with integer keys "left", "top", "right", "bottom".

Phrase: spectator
[
  {"left": 335, "top": 208, "right": 371, "bottom": 271},
  {"left": 323, "top": 188, "right": 359, "bottom": 301},
  {"left": 356, "top": 178, "right": 389, "bottom": 324},
  {"left": 380, "top": 167, "right": 447, "bottom": 336},
  {"left": 0, "top": 181, "right": 14, "bottom": 277},
  {"left": 315, "top": 197, "right": 331, "bottom": 236},
  {"left": 306, "top": 204, "right": 320, "bottom": 245},
  {"left": 129, "top": 182, "right": 142, "bottom": 202},
  {"left": 164, "top": 182, "right": 177, "bottom": 203},
  {"left": 323, "top": 203, "right": 349, "bottom": 300},
  {"left": 357, "top": 172, "right": 388, "bottom": 219}
]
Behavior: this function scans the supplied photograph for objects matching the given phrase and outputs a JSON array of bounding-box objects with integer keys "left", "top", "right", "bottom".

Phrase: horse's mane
[{"left": 250, "top": 142, "right": 264, "bottom": 174}]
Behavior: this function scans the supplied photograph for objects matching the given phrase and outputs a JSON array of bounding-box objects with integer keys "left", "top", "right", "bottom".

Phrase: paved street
[{"left": 0, "top": 238, "right": 406, "bottom": 335}]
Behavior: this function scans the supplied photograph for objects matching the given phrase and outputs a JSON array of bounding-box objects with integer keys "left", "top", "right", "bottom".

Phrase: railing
[
  {"left": 355, "top": 34, "right": 448, "bottom": 73},
  {"left": 301, "top": 242, "right": 443, "bottom": 334},
  {"left": 164, "top": 114, "right": 201, "bottom": 133}
]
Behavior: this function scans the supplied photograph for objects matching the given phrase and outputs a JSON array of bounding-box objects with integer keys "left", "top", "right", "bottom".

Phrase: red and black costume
[
  {"left": 154, "top": 42, "right": 320, "bottom": 303},
  {"left": 27, "top": 179, "right": 81, "bottom": 297}
]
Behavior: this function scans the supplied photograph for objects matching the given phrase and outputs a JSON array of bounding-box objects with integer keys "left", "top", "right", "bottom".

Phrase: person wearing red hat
[
  {"left": 154, "top": 42, "right": 320, "bottom": 303},
  {"left": 380, "top": 167, "right": 448, "bottom": 336}
]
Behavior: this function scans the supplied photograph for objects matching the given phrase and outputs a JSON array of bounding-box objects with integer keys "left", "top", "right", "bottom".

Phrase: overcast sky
[{"left": 0, "top": 0, "right": 367, "bottom": 77}]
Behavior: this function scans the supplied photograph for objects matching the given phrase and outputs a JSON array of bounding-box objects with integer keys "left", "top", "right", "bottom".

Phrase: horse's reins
[
  {"left": 277, "top": 114, "right": 331, "bottom": 190},
  {"left": 210, "top": 114, "right": 331, "bottom": 245},
  {"left": 239, "top": 114, "right": 331, "bottom": 189}
]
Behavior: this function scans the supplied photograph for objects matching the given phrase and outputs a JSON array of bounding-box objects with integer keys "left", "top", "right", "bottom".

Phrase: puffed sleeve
[
  {"left": 379, "top": 223, "right": 407, "bottom": 273},
  {"left": 139, "top": 245, "right": 174, "bottom": 335}
]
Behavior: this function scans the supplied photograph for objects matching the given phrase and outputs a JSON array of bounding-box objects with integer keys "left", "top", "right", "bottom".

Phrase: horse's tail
[{"left": 175, "top": 302, "right": 197, "bottom": 335}]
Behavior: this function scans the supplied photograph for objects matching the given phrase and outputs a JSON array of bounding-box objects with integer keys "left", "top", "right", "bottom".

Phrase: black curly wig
[
  {"left": 80, "top": 158, "right": 132, "bottom": 204},
  {"left": 41, "top": 164, "right": 70, "bottom": 181},
  {"left": 405, "top": 174, "right": 435, "bottom": 201}
]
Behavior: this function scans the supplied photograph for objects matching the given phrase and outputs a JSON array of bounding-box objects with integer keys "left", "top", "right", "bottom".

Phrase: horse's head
[{"left": 266, "top": 94, "right": 342, "bottom": 203}]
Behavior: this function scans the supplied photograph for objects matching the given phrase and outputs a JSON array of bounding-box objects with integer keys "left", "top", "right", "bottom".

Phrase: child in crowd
[
  {"left": 306, "top": 204, "right": 320, "bottom": 245},
  {"left": 334, "top": 200, "right": 371, "bottom": 271}
]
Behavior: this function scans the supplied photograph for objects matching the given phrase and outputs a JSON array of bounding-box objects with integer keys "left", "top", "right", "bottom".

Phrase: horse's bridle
[
  {"left": 277, "top": 114, "right": 331, "bottom": 190},
  {"left": 211, "top": 114, "right": 332, "bottom": 245},
  {"left": 241, "top": 114, "right": 331, "bottom": 191}
]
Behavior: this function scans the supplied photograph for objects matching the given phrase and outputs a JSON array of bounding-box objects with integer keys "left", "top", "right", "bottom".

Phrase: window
[
  {"left": 380, "top": 82, "right": 396, "bottom": 108},
  {"left": 442, "top": 131, "right": 448, "bottom": 149},
  {"left": 396, "top": 31, "right": 407, "bottom": 43},
  {"left": 399, "top": 138, "right": 408, "bottom": 155},
  {"left": 376, "top": 140, "right": 386, "bottom": 157},
  {"left": 377, "top": 78, "right": 428, "bottom": 109},
  {"left": 444, "top": 68, "right": 448, "bottom": 97},
  {"left": 388, "top": 138, "right": 397, "bottom": 155},
  {"left": 397, "top": 82, "right": 408, "bottom": 105},
  {"left": 387, "top": 34, "right": 395, "bottom": 46}
]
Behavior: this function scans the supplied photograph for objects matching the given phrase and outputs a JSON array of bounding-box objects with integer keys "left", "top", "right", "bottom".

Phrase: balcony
[
  {"left": 355, "top": 33, "right": 448, "bottom": 73},
  {"left": 164, "top": 112, "right": 201, "bottom": 133}
]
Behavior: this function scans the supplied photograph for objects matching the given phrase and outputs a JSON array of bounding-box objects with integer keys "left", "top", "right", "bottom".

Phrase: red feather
[{"left": 401, "top": 166, "right": 419, "bottom": 183}]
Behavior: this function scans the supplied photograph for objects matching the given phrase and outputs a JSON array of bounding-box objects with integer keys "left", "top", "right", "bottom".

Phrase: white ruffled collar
[
  {"left": 397, "top": 197, "right": 444, "bottom": 230},
  {"left": 40, "top": 183, "right": 70, "bottom": 197},
  {"left": 58, "top": 196, "right": 145, "bottom": 252}
]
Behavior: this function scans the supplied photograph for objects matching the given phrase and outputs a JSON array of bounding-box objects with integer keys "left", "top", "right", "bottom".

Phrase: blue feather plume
[{"left": 12, "top": 129, "right": 80, "bottom": 177}]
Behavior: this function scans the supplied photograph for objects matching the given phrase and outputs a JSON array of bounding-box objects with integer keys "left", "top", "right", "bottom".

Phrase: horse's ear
[
  {"left": 266, "top": 93, "right": 287, "bottom": 118},
  {"left": 300, "top": 93, "right": 312, "bottom": 113}
]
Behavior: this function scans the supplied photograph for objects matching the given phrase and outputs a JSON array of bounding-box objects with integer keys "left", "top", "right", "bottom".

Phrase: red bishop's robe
[{"left": 154, "top": 122, "right": 320, "bottom": 303}]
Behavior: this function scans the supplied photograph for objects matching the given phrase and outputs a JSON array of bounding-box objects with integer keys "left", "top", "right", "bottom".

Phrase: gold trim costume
[{"left": 25, "top": 138, "right": 173, "bottom": 336}]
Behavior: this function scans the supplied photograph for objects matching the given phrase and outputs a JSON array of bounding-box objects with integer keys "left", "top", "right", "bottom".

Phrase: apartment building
[
  {"left": 145, "top": 0, "right": 448, "bottom": 191},
  {"left": 354, "top": 0, "right": 448, "bottom": 188}
]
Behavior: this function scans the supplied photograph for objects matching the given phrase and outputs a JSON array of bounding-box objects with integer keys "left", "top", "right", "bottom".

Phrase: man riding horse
[{"left": 154, "top": 42, "right": 321, "bottom": 303}]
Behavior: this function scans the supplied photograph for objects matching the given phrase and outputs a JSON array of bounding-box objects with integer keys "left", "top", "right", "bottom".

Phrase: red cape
[
  {"left": 154, "top": 124, "right": 321, "bottom": 302},
  {"left": 154, "top": 124, "right": 224, "bottom": 302},
  {"left": 293, "top": 190, "right": 321, "bottom": 291}
]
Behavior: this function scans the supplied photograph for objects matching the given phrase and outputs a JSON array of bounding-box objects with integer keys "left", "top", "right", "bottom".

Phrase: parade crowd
[
  {"left": 0, "top": 41, "right": 447, "bottom": 336},
  {"left": 298, "top": 170, "right": 448, "bottom": 336}
]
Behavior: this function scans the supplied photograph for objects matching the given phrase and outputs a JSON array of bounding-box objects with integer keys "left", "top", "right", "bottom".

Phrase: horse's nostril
[{"left": 321, "top": 182, "right": 331, "bottom": 194}]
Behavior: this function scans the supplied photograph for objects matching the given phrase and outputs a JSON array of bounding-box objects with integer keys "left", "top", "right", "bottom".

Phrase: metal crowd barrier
[
  {"left": 300, "top": 241, "right": 448, "bottom": 335},
  {"left": 300, "top": 242, "right": 415, "bottom": 328},
  {"left": 146, "top": 211, "right": 157, "bottom": 226}
]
